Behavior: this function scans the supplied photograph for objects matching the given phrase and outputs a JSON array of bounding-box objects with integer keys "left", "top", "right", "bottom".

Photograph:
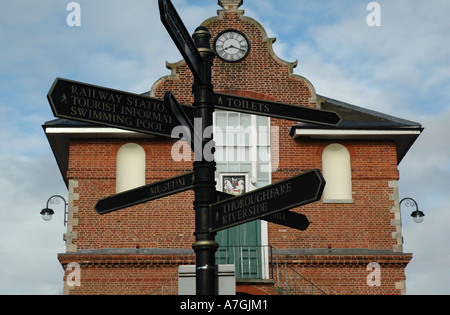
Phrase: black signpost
[{"left": 47, "top": 0, "right": 339, "bottom": 296}]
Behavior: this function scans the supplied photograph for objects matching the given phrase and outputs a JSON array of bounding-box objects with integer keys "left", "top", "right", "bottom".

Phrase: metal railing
[
  {"left": 273, "top": 255, "right": 327, "bottom": 295},
  {"left": 216, "top": 245, "right": 272, "bottom": 280},
  {"left": 149, "top": 272, "right": 178, "bottom": 295}
]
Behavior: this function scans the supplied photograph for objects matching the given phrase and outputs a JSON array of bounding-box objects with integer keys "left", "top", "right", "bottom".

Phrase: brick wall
[
  {"left": 59, "top": 252, "right": 194, "bottom": 295},
  {"left": 269, "top": 139, "right": 400, "bottom": 251},
  {"left": 151, "top": 11, "right": 316, "bottom": 107},
  {"left": 67, "top": 138, "right": 195, "bottom": 250},
  {"left": 60, "top": 6, "right": 411, "bottom": 295},
  {"left": 273, "top": 254, "right": 410, "bottom": 295}
]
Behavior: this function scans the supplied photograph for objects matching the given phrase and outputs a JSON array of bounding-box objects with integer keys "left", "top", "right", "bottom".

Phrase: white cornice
[
  {"left": 292, "top": 128, "right": 422, "bottom": 139},
  {"left": 44, "top": 127, "right": 152, "bottom": 138}
]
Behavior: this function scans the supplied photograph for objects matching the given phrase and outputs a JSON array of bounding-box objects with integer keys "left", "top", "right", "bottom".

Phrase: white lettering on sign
[{"left": 67, "top": 84, "right": 173, "bottom": 133}]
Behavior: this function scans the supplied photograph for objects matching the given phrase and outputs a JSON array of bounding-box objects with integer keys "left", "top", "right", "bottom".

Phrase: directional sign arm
[
  {"left": 210, "top": 169, "right": 325, "bottom": 232},
  {"left": 264, "top": 211, "right": 310, "bottom": 231},
  {"left": 215, "top": 191, "right": 310, "bottom": 231},
  {"left": 47, "top": 78, "right": 197, "bottom": 140},
  {"left": 214, "top": 93, "right": 341, "bottom": 127},
  {"left": 159, "top": 0, "right": 202, "bottom": 82},
  {"left": 95, "top": 172, "right": 195, "bottom": 215},
  {"left": 166, "top": 91, "right": 194, "bottom": 134},
  {"left": 166, "top": 91, "right": 202, "bottom": 155}
]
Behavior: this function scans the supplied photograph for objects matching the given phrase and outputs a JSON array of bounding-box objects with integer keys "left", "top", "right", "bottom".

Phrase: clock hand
[{"left": 225, "top": 45, "right": 246, "bottom": 52}]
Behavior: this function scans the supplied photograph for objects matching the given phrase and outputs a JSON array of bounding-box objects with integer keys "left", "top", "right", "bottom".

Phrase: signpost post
[
  {"left": 159, "top": 0, "right": 218, "bottom": 295},
  {"left": 47, "top": 0, "right": 340, "bottom": 296},
  {"left": 189, "top": 27, "right": 218, "bottom": 297}
]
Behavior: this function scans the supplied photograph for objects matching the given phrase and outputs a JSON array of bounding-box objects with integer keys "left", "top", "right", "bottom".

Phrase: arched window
[
  {"left": 116, "top": 143, "right": 146, "bottom": 193},
  {"left": 322, "top": 143, "right": 353, "bottom": 203}
]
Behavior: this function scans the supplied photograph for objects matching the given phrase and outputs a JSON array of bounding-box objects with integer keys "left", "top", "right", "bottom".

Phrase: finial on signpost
[{"left": 218, "top": 0, "right": 243, "bottom": 10}]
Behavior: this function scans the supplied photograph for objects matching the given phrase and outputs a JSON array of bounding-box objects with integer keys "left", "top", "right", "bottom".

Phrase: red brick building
[{"left": 44, "top": 0, "right": 422, "bottom": 295}]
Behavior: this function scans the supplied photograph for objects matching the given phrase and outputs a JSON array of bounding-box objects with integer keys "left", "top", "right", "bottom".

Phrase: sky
[{"left": 0, "top": 0, "right": 449, "bottom": 295}]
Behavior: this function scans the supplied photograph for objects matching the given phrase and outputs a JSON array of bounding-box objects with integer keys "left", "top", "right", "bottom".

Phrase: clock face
[{"left": 214, "top": 30, "right": 250, "bottom": 63}]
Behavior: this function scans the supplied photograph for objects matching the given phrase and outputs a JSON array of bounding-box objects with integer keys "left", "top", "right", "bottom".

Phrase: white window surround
[
  {"left": 322, "top": 143, "right": 353, "bottom": 203},
  {"left": 116, "top": 143, "right": 146, "bottom": 193}
]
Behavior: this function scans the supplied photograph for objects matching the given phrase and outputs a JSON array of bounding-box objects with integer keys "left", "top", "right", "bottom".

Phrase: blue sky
[{"left": 0, "top": 0, "right": 449, "bottom": 295}]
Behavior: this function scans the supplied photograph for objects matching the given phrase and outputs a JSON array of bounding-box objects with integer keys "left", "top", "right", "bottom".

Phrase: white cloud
[{"left": 270, "top": 0, "right": 450, "bottom": 119}]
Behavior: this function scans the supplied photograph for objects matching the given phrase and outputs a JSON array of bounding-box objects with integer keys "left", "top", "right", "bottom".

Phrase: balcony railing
[
  {"left": 273, "top": 254, "right": 327, "bottom": 295},
  {"left": 216, "top": 245, "right": 272, "bottom": 280}
]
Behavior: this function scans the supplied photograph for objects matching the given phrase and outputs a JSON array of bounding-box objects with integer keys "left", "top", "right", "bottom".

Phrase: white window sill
[{"left": 323, "top": 199, "right": 354, "bottom": 204}]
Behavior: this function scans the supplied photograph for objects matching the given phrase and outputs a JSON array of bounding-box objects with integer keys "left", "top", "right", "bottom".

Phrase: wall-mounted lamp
[
  {"left": 40, "top": 195, "right": 68, "bottom": 226},
  {"left": 400, "top": 198, "right": 425, "bottom": 224}
]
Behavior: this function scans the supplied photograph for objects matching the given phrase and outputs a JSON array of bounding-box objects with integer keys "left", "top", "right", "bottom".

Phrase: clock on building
[{"left": 214, "top": 29, "right": 250, "bottom": 62}]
